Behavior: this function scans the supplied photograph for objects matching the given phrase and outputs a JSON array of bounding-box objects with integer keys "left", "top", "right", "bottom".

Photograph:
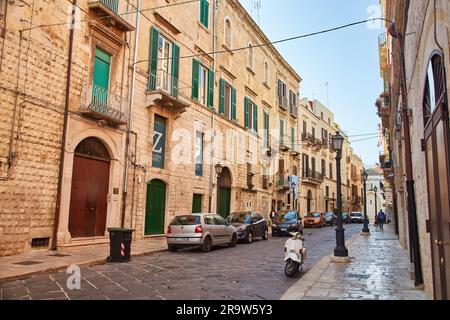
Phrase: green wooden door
[
  {"left": 145, "top": 180, "right": 166, "bottom": 235},
  {"left": 192, "top": 194, "right": 202, "bottom": 213},
  {"left": 218, "top": 187, "right": 231, "bottom": 219},
  {"left": 93, "top": 48, "right": 111, "bottom": 108}
]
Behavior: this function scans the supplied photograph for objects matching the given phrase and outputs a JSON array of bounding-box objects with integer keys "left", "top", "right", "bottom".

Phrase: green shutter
[
  {"left": 244, "top": 97, "right": 249, "bottom": 129},
  {"left": 219, "top": 79, "right": 225, "bottom": 115},
  {"left": 231, "top": 86, "right": 236, "bottom": 120},
  {"left": 264, "top": 112, "right": 269, "bottom": 145},
  {"left": 291, "top": 127, "right": 295, "bottom": 149},
  {"left": 207, "top": 69, "right": 214, "bottom": 109},
  {"left": 200, "top": 0, "right": 209, "bottom": 28},
  {"left": 253, "top": 104, "right": 258, "bottom": 132},
  {"left": 171, "top": 43, "right": 180, "bottom": 98},
  {"left": 148, "top": 27, "right": 159, "bottom": 91},
  {"left": 191, "top": 59, "right": 199, "bottom": 99},
  {"left": 280, "top": 120, "right": 284, "bottom": 145}
]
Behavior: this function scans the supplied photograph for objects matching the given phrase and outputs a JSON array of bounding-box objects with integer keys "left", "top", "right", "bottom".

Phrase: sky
[{"left": 239, "top": 0, "right": 385, "bottom": 166}]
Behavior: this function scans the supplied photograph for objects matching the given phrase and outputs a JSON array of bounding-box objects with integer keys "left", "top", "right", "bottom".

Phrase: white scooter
[{"left": 284, "top": 232, "right": 307, "bottom": 277}]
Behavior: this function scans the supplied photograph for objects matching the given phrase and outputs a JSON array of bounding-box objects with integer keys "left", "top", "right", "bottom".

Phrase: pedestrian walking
[
  {"left": 377, "top": 209, "right": 386, "bottom": 230},
  {"left": 270, "top": 208, "right": 276, "bottom": 227}
]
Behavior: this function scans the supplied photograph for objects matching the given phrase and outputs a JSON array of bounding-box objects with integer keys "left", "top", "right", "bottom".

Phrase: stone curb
[{"left": 0, "top": 248, "right": 167, "bottom": 284}]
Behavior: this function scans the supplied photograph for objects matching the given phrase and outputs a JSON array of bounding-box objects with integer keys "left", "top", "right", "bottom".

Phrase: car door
[
  {"left": 214, "top": 214, "right": 230, "bottom": 244},
  {"left": 203, "top": 215, "right": 218, "bottom": 245}
]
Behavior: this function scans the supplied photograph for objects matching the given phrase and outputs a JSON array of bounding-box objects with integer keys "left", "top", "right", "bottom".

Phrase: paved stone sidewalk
[
  {"left": 0, "top": 237, "right": 167, "bottom": 284},
  {"left": 281, "top": 224, "right": 430, "bottom": 300}
]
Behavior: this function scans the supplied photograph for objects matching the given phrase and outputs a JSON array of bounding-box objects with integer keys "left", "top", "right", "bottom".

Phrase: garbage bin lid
[{"left": 107, "top": 228, "right": 135, "bottom": 232}]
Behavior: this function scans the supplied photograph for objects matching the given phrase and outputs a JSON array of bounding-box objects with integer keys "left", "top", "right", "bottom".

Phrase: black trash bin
[{"left": 107, "top": 228, "right": 134, "bottom": 263}]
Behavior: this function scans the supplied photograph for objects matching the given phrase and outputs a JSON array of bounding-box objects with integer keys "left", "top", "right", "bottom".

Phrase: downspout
[
  {"left": 208, "top": 0, "right": 218, "bottom": 212},
  {"left": 51, "top": 0, "right": 77, "bottom": 250},
  {"left": 120, "top": 0, "right": 140, "bottom": 228}
]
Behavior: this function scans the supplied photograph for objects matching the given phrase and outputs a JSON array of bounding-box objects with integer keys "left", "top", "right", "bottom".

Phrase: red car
[{"left": 303, "top": 212, "right": 327, "bottom": 228}]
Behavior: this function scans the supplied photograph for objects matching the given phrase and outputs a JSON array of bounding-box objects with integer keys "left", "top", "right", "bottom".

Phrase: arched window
[
  {"left": 264, "top": 61, "right": 269, "bottom": 84},
  {"left": 224, "top": 18, "right": 232, "bottom": 48},
  {"left": 248, "top": 43, "right": 254, "bottom": 70},
  {"left": 423, "top": 53, "right": 446, "bottom": 125}
]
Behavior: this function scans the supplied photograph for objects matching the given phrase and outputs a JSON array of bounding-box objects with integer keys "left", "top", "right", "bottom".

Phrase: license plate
[
  {"left": 281, "top": 228, "right": 287, "bottom": 231},
  {"left": 174, "top": 238, "right": 188, "bottom": 241},
  {"left": 309, "top": 222, "right": 314, "bottom": 224}
]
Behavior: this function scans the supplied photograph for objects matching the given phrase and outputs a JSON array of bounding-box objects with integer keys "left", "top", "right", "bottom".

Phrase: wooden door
[
  {"left": 218, "top": 187, "right": 231, "bottom": 219},
  {"left": 69, "top": 155, "right": 110, "bottom": 238},
  {"left": 192, "top": 194, "right": 202, "bottom": 213},
  {"left": 145, "top": 180, "right": 166, "bottom": 235}
]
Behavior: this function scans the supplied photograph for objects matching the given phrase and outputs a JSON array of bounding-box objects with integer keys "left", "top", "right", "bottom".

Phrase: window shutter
[
  {"left": 231, "top": 86, "right": 237, "bottom": 120},
  {"left": 244, "top": 97, "right": 249, "bottom": 129},
  {"left": 148, "top": 27, "right": 159, "bottom": 91},
  {"left": 253, "top": 104, "right": 258, "bottom": 132},
  {"left": 219, "top": 79, "right": 225, "bottom": 114},
  {"left": 207, "top": 69, "right": 214, "bottom": 109},
  {"left": 191, "top": 59, "right": 199, "bottom": 99},
  {"left": 200, "top": 0, "right": 209, "bottom": 28},
  {"left": 171, "top": 43, "right": 180, "bottom": 98}
]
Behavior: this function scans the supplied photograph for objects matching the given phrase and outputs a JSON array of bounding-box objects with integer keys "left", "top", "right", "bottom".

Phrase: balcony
[
  {"left": 290, "top": 145, "right": 300, "bottom": 157},
  {"left": 278, "top": 95, "right": 288, "bottom": 111},
  {"left": 322, "top": 138, "right": 329, "bottom": 149},
  {"left": 277, "top": 175, "right": 290, "bottom": 191},
  {"left": 262, "top": 175, "right": 270, "bottom": 190},
  {"left": 147, "top": 69, "right": 190, "bottom": 114},
  {"left": 79, "top": 84, "right": 128, "bottom": 125},
  {"left": 378, "top": 33, "right": 388, "bottom": 70},
  {"left": 88, "top": 0, "right": 135, "bottom": 32},
  {"left": 313, "top": 138, "right": 322, "bottom": 150},
  {"left": 289, "top": 104, "right": 298, "bottom": 119},
  {"left": 301, "top": 169, "right": 323, "bottom": 185},
  {"left": 301, "top": 133, "right": 315, "bottom": 146}
]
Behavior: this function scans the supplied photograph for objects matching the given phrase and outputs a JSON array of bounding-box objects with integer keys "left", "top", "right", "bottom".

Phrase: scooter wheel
[{"left": 285, "top": 260, "right": 300, "bottom": 277}]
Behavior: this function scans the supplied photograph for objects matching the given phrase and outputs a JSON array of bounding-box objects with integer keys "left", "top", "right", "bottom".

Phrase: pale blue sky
[{"left": 240, "top": 0, "right": 384, "bottom": 166}]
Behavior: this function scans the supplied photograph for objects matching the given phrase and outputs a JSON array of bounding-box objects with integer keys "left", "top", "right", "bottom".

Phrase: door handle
[{"left": 435, "top": 240, "right": 443, "bottom": 246}]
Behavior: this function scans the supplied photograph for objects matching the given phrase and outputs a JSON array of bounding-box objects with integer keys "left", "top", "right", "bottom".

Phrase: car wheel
[
  {"left": 229, "top": 233, "right": 237, "bottom": 247},
  {"left": 285, "top": 260, "right": 300, "bottom": 277},
  {"left": 168, "top": 245, "right": 178, "bottom": 252},
  {"left": 201, "top": 236, "right": 212, "bottom": 252},
  {"left": 262, "top": 229, "right": 269, "bottom": 240},
  {"left": 245, "top": 231, "right": 253, "bottom": 244}
]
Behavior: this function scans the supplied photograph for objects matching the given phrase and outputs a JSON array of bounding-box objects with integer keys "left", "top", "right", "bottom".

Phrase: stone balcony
[{"left": 88, "top": 0, "right": 135, "bottom": 32}]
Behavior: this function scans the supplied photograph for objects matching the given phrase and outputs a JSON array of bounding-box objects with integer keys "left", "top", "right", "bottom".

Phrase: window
[
  {"left": 263, "top": 111, "right": 269, "bottom": 147},
  {"left": 192, "top": 60, "right": 214, "bottom": 108},
  {"left": 321, "top": 112, "right": 324, "bottom": 119},
  {"left": 245, "top": 97, "right": 258, "bottom": 132},
  {"left": 312, "top": 127, "right": 315, "bottom": 139},
  {"left": 423, "top": 54, "right": 445, "bottom": 125},
  {"left": 289, "top": 90, "right": 297, "bottom": 107},
  {"left": 302, "top": 121, "right": 307, "bottom": 135},
  {"left": 326, "top": 186, "right": 330, "bottom": 198},
  {"left": 219, "top": 79, "right": 236, "bottom": 120},
  {"left": 152, "top": 115, "right": 167, "bottom": 169},
  {"left": 248, "top": 43, "right": 254, "bottom": 70},
  {"left": 264, "top": 61, "right": 269, "bottom": 85},
  {"left": 322, "top": 159, "right": 326, "bottom": 177},
  {"left": 278, "top": 80, "right": 287, "bottom": 106},
  {"left": 199, "top": 0, "right": 209, "bottom": 28},
  {"left": 329, "top": 162, "right": 333, "bottom": 179},
  {"left": 291, "top": 126, "right": 295, "bottom": 150},
  {"left": 195, "top": 131, "right": 204, "bottom": 176},
  {"left": 224, "top": 18, "right": 232, "bottom": 48},
  {"left": 148, "top": 28, "right": 180, "bottom": 97},
  {"left": 280, "top": 119, "right": 285, "bottom": 145}
]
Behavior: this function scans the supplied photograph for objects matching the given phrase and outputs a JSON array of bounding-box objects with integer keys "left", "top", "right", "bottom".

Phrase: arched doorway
[
  {"left": 145, "top": 179, "right": 166, "bottom": 235},
  {"left": 307, "top": 190, "right": 312, "bottom": 213},
  {"left": 69, "top": 137, "right": 111, "bottom": 238},
  {"left": 218, "top": 167, "right": 232, "bottom": 219}
]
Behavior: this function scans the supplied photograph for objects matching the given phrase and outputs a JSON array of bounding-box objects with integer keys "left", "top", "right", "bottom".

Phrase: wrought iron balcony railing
[
  {"left": 278, "top": 95, "right": 288, "bottom": 110},
  {"left": 88, "top": 0, "right": 135, "bottom": 31},
  {"left": 80, "top": 84, "right": 129, "bottom": 125},
  {"left": 277, "top": 174, "right": 290, "bottom": 191},
  {"left": 301, "top": 169, "right": 324, "bottom": 184},
  {"left": 290, "top": 104, "right": 298, "bottom": 118}
]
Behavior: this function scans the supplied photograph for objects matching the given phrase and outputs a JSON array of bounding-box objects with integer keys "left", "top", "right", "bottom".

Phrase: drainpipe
[
  {"left": 208, "top": 0, "right": 218, "bottom": 212},
  {"left": 120, "top": 0, "right": 140, "bottom": 228},
  {"left": 389, "top": 7, "right": 423, "bottom": 285},
  {"left": 51, "top": 0, "right": 77, "bottom": 250}
]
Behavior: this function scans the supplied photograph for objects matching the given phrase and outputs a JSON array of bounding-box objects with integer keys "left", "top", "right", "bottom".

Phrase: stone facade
[{"left": 378, "top": 0, "right": 450, "bottom": 299}]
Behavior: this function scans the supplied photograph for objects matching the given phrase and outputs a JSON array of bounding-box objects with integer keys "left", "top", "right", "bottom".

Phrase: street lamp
[
  {"left": 374, "top": 185, "right": 378, "bottom": 225},
  {"left": 215, "top": 163, "right": 223, "bottom": 216},
  {"left": 362, "top": 170, "right": 370, "bottom": 234},
  {"left": 331, "top": 131, "right": 348, "bottom": 258}
]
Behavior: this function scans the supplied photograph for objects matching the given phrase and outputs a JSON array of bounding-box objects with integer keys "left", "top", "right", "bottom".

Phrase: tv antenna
[{"left": 251, "top": 0, "right": 262, "bottom": 25}]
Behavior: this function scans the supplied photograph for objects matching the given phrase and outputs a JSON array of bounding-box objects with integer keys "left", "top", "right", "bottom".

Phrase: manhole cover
[
  {"left": 48, "top": 254, "right": 71, "bottom": 257},
  {"left": 14, "top": 261, "right": 43, "bottom": 266}
]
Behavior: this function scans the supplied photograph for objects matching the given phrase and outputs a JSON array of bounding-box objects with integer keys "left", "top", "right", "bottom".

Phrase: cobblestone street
[{"left": 0, "top": 224, "right": 362, "bottom": 300}]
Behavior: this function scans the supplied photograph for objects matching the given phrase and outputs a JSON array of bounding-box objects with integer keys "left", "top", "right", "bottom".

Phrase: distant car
[
  {"left": 272, "top": 211, "right": 303, "bottom": 236},
  {"left": 324, "top": 212, "right": 337, "bottom": 226},
  {"left": 350, "top": 212, "right": 365, "bottom": 224},
  {"left": 166, "top": 214, "right": 238, "bottom": 252},
  {"left": 227, "top": 211, "right": 268, "bottom": 243},
  {"left": 341, "top": 212, "right": 352, "bottom": 224},
  {"left": 304, "top": 212, "right": 327, "bottom": 228}
]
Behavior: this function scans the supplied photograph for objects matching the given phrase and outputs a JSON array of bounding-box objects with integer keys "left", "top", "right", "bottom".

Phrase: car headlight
[{"left": 237, "top": 226, "right": 247, "bottom": 232}]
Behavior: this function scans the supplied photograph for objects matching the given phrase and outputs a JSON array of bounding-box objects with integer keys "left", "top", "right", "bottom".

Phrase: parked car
[
  {"left": 227, "top": 211, "right": 268, "bottom": 243},
  {"left": 324, "top": 212, "right": 337, "bottom": 226},
  {"left": 341, "top": 212, "right": 352, "bottom": 224},
  {"left": 350, "top": 212, "right": 365, "bottom": 224},
  {"left": 166, "top": 214, "right": 238, "bottom": 252},
  {"left": 304, "top": 212, "right": 327, "bottom": 228},
  {"left": 272, "top": 211, "right": 303, "bottom": 236}
]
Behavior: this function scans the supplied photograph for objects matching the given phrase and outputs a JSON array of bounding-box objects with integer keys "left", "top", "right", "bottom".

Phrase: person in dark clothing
[{"left": 377, "top": 209, "right": 386, "bottom": 230}]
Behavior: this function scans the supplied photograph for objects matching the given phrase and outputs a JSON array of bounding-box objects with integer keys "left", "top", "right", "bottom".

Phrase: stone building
[
  {"left": 0, "top": 0, "right": 301, "bottom": 256},
  {"left": 377, "top": 0, "right": 449, "bottom": 299},
  {"left": 297, "top": 98, "right": 364, "bottom": 216}
]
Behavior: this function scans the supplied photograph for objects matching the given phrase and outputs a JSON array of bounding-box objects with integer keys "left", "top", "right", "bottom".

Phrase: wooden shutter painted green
[
  {"left": 253, "top": 104, "right": 258, "bottom": 132},
  {"left": 231, "top": 86, "right": 236, "bottom": 120},
  {"left": 200, "top": 0, "right": 209, "bottom": 28},
  {"left": 171, "top": 43, "right": 180, "bottom": 98},
  {"left": 291, "top": 126, "right": 295, "bottom": 149},
  {"left": 207, "top": 69, "right": 214, "bottom": 109},
  {"left": 191, "top": 59, "right": 199, "bottom": 99},
  {"left": 148, "top": 27, "right": 159, "bottom": 91},
  {"left": 93, "top": 48, "right": 111, "bottom": 108},
  {"left": 280, "top": 120, "right": 284, "bottom": 145},
  {"left": 244, "top": 97, "right": 249, "bottom": 129},
  {"left": 219, "top": 79, "right": 225, "bottom": 115},
  {"left": 264, "top": 112, "right": 269, "bottom": 145}
]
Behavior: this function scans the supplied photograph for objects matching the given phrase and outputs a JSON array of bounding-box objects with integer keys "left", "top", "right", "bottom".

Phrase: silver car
[{"left": 166, "top": 213, "right": 238, "bottom": 252}]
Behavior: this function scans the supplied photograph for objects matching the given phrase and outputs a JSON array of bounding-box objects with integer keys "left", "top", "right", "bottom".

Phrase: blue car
[{"left": 272, "top": 210, "right": 303, "bottom": 236}]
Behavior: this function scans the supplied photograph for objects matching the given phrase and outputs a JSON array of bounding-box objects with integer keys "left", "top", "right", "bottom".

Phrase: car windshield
[
  {"left": 306, "top": 213, "right": 321, "bottom": 218},
  {"left": 275, "top": 211, "right": 297, "bottom": 222},
  {"left": 351, "top": 212, "right": 363, "bottom": 217},
  {"left": 228, "top": 212, "right": 252, "bottom": 224},
  {"left": 170, "top": 215, "right": 201, "bottom": 225}
]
